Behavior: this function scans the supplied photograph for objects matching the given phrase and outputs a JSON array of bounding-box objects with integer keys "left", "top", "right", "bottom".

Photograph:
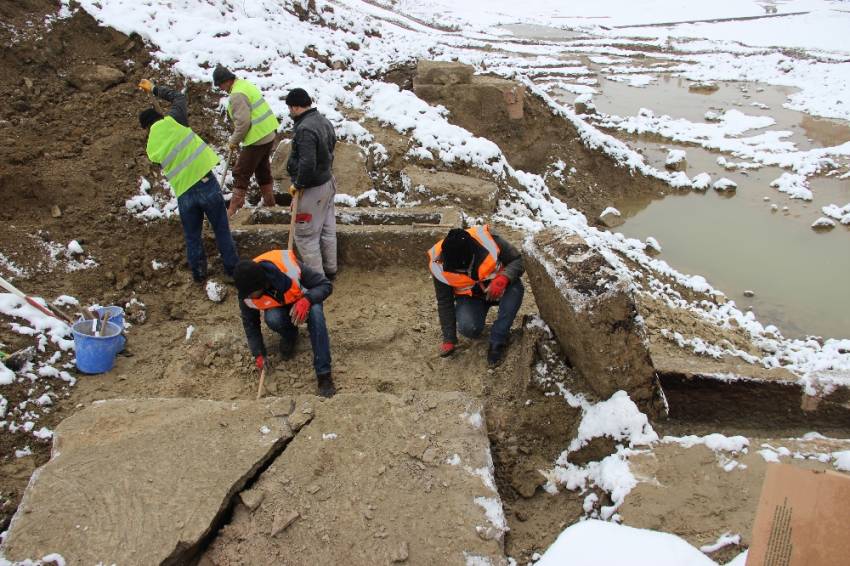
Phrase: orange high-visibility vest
[
  {"left": 243, "top": 250, "right": 304, "bottom": 310},
  {"left": 427, "top": 225, "right": 502, "bottom": 296}
]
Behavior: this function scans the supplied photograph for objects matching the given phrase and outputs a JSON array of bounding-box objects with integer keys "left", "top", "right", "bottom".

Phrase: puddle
[
  {"left": 498, "top": 23, "right": 590, "bottom": 41},
  {"left": 615, "top": 151, "right": 850, "bottom": 338}
]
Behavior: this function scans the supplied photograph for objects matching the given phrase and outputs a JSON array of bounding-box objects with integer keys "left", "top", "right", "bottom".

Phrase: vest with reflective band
[
  {"left": 427, "top": 225, "right": 502, "bottom": 297},
  {"left": 243, "top": 250, "right": 304, "bottom": 310},
  {"left": 227, "top": 79, "right": 280, "bottom": 146},
  {"left": 146, "top": 117, "right": 219, "bottom": 197}
]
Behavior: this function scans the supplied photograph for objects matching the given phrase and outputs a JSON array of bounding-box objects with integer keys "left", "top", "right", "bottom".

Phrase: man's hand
[
  {"left": 288, "top": 184, "right": 299, "bottom": 197},
  {"left": 138, "top": 79, "right": 154, "bottom": 93},
  {"left": 290, "top": 297, "right": 311, "bottom": 325},
  {"left": 228, "top": 142, "right": 239, "bottom": 153},
  {"left": 486, "top": 274, "right": 510, "bottom": 301},
  {"left": 255, "top": 355, "right": 265, "bottom": 370},
  {"left": 439, "top": 341, "right": 456, "bottom": 357}
]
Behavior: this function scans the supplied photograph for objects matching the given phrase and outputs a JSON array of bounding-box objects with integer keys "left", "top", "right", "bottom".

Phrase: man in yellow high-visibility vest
[
  {"left": 213, "top": 65, "right": 280, "bottom": 217},
  {"left": 138, "top": 79, "right": 239, "bottom": 284}
]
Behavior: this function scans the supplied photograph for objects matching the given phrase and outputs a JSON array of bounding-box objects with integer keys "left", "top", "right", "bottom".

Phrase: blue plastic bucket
[
  {"left": 71, "top": 320, "right": 123, "bottom": 374},
  {"left": 77, "top": 306, "right": 126, "bottom": 352}
]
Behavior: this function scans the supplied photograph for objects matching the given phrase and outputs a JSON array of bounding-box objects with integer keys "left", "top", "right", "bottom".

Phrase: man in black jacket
[
  {"left": 285, "top": 88, "right": 338, "bottom": 279},
  {"left": 234, "top": 249, "right": 335, "bottom": 397},
  {"left": 428, "top": 226, "right": 524, "bottom": 367}
]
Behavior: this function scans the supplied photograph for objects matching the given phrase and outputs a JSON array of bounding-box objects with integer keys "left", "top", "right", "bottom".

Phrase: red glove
[
  {"left": 255, "top": 355, "right": 265, "bottom": 370},
  {"left": 486, "top": 274, "right": 510, "bottom": 301},
  {"left": 290, "top": 297, "right": 311, "bottom": 325},
  {"left": 440, "top": 342, "right": 456, "bottom": 357}
]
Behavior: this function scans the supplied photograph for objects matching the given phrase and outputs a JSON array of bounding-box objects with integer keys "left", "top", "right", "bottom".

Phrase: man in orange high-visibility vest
[
  {"left": 234, "top": 249, "right": 335, "bottom": 397},
  {"left": 427, "top": 226, "right": 525, "bottom": 367}
]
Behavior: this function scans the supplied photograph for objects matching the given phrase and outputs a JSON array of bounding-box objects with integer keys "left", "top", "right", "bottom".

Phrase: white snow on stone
[
  {"left": 662, "top": 433, "right": 749, "bottom": 454},
  {"left": 600, "top": 206, "right": 621, "bottom": 219},
  {"left": 535, "top": 519, "right": 720, "bottom": 566},
  {"left": 205, "top": 280, "right": 226, "bottom": 303},
  {"left": 770, "top": 172, "right": 812, "bottom": 201},
  {"left": 185, "top": 325, "right": 195, "bottom": 341},
  {"left": 811, "top": 217, "right": 836, "bottom": 230},
  {"left": 322, "top": 433, "right": 338, "bottom": 440},
  {"left": 822, "top": 203, "right": 850, "bottom": 225},
  {"left": 568, "top": 391, "right": 658, "bottom": 453},
  {"left": 712, "top": 178, "right": 737, "bottom": 192},
  {"left": 644, "top": 237, "right": 662, "bottom": 253},
  {"left": 833, "top": 451, "right": 850, "bottom": 471},
  {"left": 690, "top": 172, "right": 711, "bottom": 190},
  {"left": 66, "top": 240, "right": 84, "bottom": 256},
  {"left": 665, "top": 149, "right": 686, "bottom": 166},
  {"left": 259, "top": 425, "right": 271, "bottom": 435},
  {"left": 700, "top": 533, "right": 741, "bottom": 554}
]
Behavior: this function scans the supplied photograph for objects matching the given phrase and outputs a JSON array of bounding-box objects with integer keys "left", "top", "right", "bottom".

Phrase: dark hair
[
  {"left": 442, "top": 229, "right": 475, "bottom": 272},
  {"left": 233, "top": 260, "right": 268, "bottom": 295},
  {"left": 285, "top": 88, "right": 312, "bottom": 108},
  {"left": 139, "top": 108, "right": 163, "bottom": 129}
]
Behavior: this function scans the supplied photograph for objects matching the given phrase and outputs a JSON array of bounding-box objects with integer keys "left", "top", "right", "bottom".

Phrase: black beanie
[
  {"left": 442, "top": 229, "right": 475, "bottom": 272},
  {"left": 234, "top": 260, "right": 269, "bottom": 296},
  {"left": 212, "top": 64, "right": 236, "bottom": 87},
  {"left": 285, "top": 88, "right": 312, "bottom": 107},
  {"left": 139, "top": 108, "right": 163, "bottom": 129}
]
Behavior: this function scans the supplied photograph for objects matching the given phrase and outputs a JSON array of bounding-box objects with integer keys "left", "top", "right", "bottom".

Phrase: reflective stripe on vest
[
  {"left": 427, "top": 226, "right": 502, "bottom": 297},
  {"left": 227, "top": 79, "right": 280, "bottom": 146},
  {"left": 243, "top": 250, "right": 304, "bottom": 310},
  {"left": 146, "top": 117, "right": 219, "bottom": 197}
]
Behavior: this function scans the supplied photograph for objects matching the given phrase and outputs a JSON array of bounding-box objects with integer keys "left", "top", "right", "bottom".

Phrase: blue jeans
[
  {"left": 264, "top": 303, "right": 332, "bottom": 376},
  {"left": 177, "top": 175, "right": 239, "bottom": 280},
  {"left": 456, "top": 279, "right": 524, "bottom": 345}
]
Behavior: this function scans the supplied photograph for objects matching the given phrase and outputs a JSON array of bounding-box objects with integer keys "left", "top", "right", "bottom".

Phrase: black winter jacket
[
  {"left": 287, "top": 108, "right": 336, "bottom": 189},
  {"left": 238, "top": 260, "right": 333, "bottom": 357}
]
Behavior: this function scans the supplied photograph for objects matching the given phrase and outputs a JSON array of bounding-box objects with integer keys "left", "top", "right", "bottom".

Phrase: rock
[
  {"left": 329, "top": 142, "right": 373, "bottom": 197},
  {"left": 511, "top": 468, "right": 546, "bottom": 499},
  {"left": 1, "top": 398, "right": 297, "bottom": 565},
  {"left": 391, "top": 541, "right": 410, "bottom": 562},
  {"left": 524, "top": 229, "right": 658, "bottom": 409},
  {"left": 271, "top": 510, "right": 300, "bottom": 536},
  {"left": 239, "top": 488, "right": 265, "bottom": 511},
  {"left": 811, "top": 217, "right": 836, "bottom": 231},
  {"left": 574, "top": 94, "right": 596, "bottom": 115},
  {"left": 598, "top": 206, "right": 624, "bottom": 228},
  {"left": 743, "top": 290, "right": 755, "bottom": 298},
  {"left": 68, "top": 65, "right": 125, "bottom": 92},
  {"left": 664, "top": 150, "right": 687, "bottom": 172},
  {"left": 205, "top": 279, "right": 228, "bottom": 303},
  {"left": 202, "top": 393, "right": 506, "bottom": 565},
  {"left": 50, "top": 205, "right": 62, "bottom": 218},
  {"left": 644, "top": 237, "right": 662, "bottom": 255},
  {"left": 403, "top": 166, "right": 499, "bottom": 213},
  {"left": 689, "top": 81, "right": 719, "bottom": 93},
  {"left": 414, "top": 60, "right": 473, "bottom": 86},
  {"left": 713, "top": 178, "right": 738, "bottom": 192},
  {"left": 691, "top": 172, "right": 711, "bottom": 190}
]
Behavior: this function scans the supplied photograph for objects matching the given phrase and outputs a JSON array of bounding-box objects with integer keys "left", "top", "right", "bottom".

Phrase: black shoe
[
  {"left": 487, "top": 342, "right": 507, "bottom": 368},
  {"left": 317, "top": 372, "right": 336, "bottom": 398},
  {"left": 325, "top": 271, "right": 337, "bottom": 282},
  {"left": 279, "top": 334, "right": 297, "bottom": 360}
]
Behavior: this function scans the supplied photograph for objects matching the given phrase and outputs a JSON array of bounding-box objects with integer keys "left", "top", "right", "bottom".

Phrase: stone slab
[
  {"left": 414, "top": 60, "right": 474, "bottom": 86},
  {"left": 203, "top": 392, "right": 509, "bottom": 565},
  {"left": 524, "top": 228, "right": 658, "bottom": 409},
  {"left": 2, "top": 397, "right": 313, "bottom": 565},
  {"left": 230, "top": 206, "right": 462, "bottom": 267},
  {"left": 272, "top": 141, "right": 373, "bottom": 197},
  {"left": 404, "top": 166, "right": 499, "bottom": 213}
]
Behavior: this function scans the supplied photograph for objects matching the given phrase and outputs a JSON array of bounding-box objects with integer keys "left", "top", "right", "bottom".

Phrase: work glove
[
  {"left": 439, "top": 341, "right": 456, "bottom": 357},
  {"left": 486, "top": 274, "right": 510, "bottom": 301},
  {"left": 288, "top": 184, "right": 299, "bottom": 197},
  {"left": 255, "top": 354, "right": 265, "bottom": 371},
  {"left": 290, "top": 297, "right": 311, "bottom": 326},
  {"left": 228, "top": 142, "right": 239, "bottom": 153},
  {"left": 138, "top": 79, "right": 154, "bottom": 93}
]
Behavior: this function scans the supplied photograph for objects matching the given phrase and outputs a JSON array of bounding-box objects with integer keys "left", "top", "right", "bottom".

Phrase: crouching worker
[
  {"left": 428, "top": 226, "right": 524, "bottom": 367},
  {"left": 234, "top": 250, "right": 335, "bottom": 397}
]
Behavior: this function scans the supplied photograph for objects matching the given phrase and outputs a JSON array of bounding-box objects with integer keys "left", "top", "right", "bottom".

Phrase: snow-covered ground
[{"left": 3, "top": 1, "right": 850, "bottom": 563}]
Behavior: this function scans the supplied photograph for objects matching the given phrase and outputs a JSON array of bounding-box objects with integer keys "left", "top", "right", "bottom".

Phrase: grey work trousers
[{"left": 294, "top": 176, "right": 337, "bottom": 276}]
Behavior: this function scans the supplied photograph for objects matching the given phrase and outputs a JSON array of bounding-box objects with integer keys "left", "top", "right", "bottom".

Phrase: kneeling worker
[
  {"left": 234, "top": 250, "right": 335, "bottom": 397},
  {"left": 428, "top": 226, "right": 524, "bottom": 367}
]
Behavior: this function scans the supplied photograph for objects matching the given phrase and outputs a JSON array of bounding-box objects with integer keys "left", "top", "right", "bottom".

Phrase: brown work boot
[
  {"left": 227, "top": 188, "right": 247, "bottom": 217},
  {"left": 259, "top": 183, "right": 276, "bottom": 207}
]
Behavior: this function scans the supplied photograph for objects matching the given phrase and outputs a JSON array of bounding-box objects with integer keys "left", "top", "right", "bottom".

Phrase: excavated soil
[{"left": 2, "top": 3, "right": 848, "bottom": 564}]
